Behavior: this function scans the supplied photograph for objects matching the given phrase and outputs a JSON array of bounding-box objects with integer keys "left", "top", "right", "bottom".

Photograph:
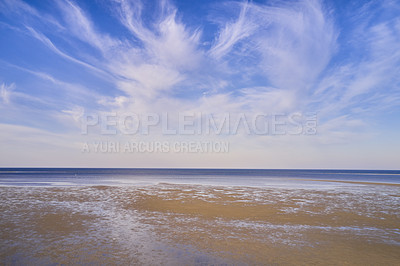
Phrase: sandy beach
[{"left": 1, "top": 182, "right": 399, "bottom": 265}]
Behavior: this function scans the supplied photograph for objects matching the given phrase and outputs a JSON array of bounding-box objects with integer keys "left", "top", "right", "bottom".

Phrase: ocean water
[{"left": 0, "top": 168, "right": 399, "bottom": 187}]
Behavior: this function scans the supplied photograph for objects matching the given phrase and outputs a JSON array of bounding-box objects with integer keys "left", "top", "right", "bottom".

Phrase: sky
[{"left": 0, "top": 0, "right": 399, "bottom": 169}]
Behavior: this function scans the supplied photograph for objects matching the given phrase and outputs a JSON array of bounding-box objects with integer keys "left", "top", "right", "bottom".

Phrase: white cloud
[
  {"left": 25, "top": 26, "right": 113, "bottom": 79},
  {"left": 98, "top": 96, "right": 131, "bottom": 108},
  {"left": 209, "top": 2, "right": 257, "bottom": 59},
  {"left": 252, "top": 0, "right": 337, "bottom": 91},
  {"left": 112, "top": 0, "right": 203, "bottom": 72},
  {"left": 2, "top": 62, "right": 105, "bottom": 106},
  {"left": 0, "top": 83, "right": 15, "bottom": 104},
  {"left": 117, "top": 64, "right": 183, "bottom": 98},
  {"left": 0, "top": 0, "right": 63, "bottom": 29},
  {"left": 57, "top": 0, "right": 120, "bottom": 54},
  {"left": 62, "top": 106, "right": 84, "bottom": 122},
  {"left": 311, "top": 5, "right": 400, "bottom": 124}
]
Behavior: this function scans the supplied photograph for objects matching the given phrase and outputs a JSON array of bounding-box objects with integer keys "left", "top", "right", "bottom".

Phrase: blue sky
[{"left": 0, "top": 0, "right": 399, "bottom": 169}]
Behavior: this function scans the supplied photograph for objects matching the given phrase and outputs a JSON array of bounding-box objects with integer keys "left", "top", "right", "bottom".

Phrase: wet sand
[{"left": 1, "top": 183, "right": 399, "bottom": 265}]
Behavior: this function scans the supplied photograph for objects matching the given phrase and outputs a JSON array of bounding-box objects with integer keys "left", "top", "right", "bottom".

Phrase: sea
[{"left": 1, "top": 168, "right": 399, "bottom": 187}]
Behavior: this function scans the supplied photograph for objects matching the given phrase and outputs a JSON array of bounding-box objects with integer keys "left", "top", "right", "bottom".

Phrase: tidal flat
[{"left": 1, "top": 183, "right": 399, "bottom": 265}]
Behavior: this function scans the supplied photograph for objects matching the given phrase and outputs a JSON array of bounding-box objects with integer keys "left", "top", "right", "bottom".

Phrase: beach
[{"left": 1, "top": 178, "right": 399, "bottom": 265}]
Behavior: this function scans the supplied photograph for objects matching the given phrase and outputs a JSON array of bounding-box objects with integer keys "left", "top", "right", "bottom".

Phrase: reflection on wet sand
[{"left": 1, "top": 183, "right": 399, "bottom": 265}]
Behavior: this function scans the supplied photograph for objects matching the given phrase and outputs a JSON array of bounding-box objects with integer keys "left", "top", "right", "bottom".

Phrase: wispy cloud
[
  {"left": 25, "top": 26, "right": 112, "bottom": 77},
  {"left": 0, "top": 0, "right": 63, "bottom": 29},
  {"left": 56, "top": 0, "right": 120, "bottom": 54},
  {"left": 0, "top": 83, "right": 15, "bottom": 104},
  {"left": 311, "top": 1, "right": 400, "bottom": 122},
  {"left": 209, "top": 2, "right": 257, "bottom": 59}
]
